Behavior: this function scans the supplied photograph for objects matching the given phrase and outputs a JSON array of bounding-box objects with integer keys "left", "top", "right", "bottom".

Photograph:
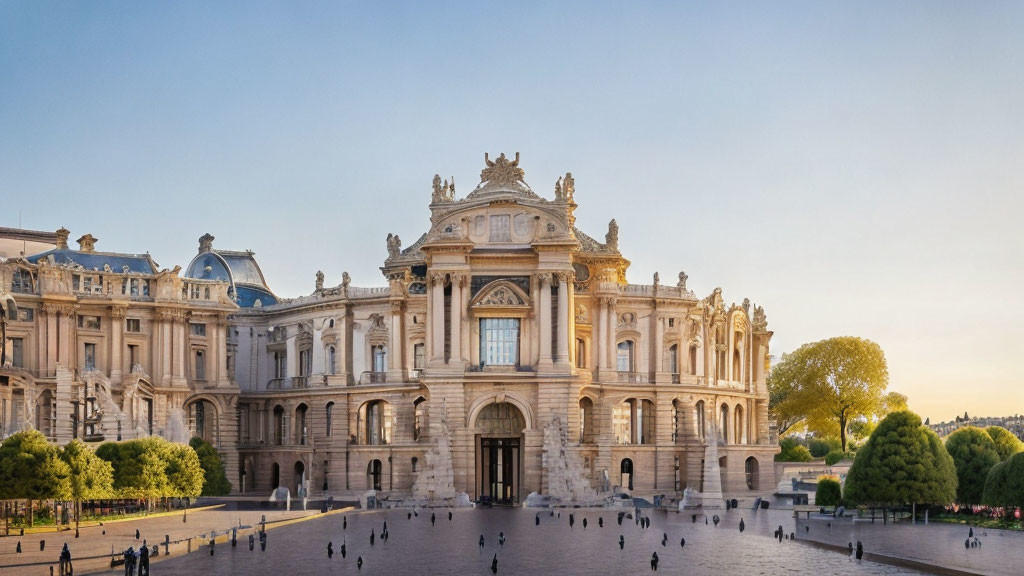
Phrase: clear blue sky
[{"left": 2, "top": 1, "right": 1022, "bottom": 422}]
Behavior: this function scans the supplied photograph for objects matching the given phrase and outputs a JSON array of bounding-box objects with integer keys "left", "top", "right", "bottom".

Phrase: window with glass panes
[{"left": 480, "top": 318, "right": 519, "bottom": 366}]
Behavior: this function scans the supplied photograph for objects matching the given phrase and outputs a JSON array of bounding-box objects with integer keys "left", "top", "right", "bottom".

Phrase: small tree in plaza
[
  {"left": 944, "top": 427, "right": 1000, "bottom": 505},
  {"left": 190, "top": 437, "right": 231, "bottom": 496},
  {"left": 816, "top": 477, "right": 842, "bottom": 507},
  {"left": 775, "top": 437, "right": 813, "bottom": 462},
  {"left": 0, "top": 430, "right": 71, "bottom": 526},
  {"left": 60, "top": 439, "right": 114, "bottom": 531},
  {"left": 97, "top": 437, "right": 170, "bottom": 509},
  {"left": 844, "top": 411, "right": 957, "bottom": 509},
  {"left": 165, "top": 442, "right": 204, "bottom": 499},
  {"left": 983, "top": 452, "right": 1024, "bottom": 510},
  {"left": 985, "top": 426, "right": 1024, "bottom": 462}
]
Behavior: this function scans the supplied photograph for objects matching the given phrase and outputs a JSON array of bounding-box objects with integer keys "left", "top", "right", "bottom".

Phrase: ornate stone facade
[{"left": 1, "top": 153, "right": 777, "bottom": 501}]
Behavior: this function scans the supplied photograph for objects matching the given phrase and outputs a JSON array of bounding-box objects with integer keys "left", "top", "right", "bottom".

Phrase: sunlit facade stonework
[{"left": 1, "top": 154, "right": 777, "bottom": 502}]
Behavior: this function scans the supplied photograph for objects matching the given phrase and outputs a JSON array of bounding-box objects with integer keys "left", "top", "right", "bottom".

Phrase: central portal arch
[{"left": 474, "top": 402, "right": 525, "bottom": 504}]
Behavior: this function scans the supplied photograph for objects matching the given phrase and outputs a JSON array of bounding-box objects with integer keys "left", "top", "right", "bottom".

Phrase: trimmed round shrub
[{"left": 816, "top": 478, "right": 842, "bottom": 507}]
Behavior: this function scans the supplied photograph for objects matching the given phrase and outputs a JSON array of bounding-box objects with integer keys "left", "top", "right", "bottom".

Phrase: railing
[
  {"left": 671, "top": 373, "right": 680, "bottom": 384},
  {"left": 267, "top": 378, "right": 286, "bottom": 390},
  {"left": 291, "top": 376, "right": 309, "bottom": 389},
  {"left": 467, "top": 364, "right": 536, "bottom": 373},
  {"left": 617, "top": 371, "right": 648, "bottom": 383},
  {"left": 409, "top": 369, "right": 422, "bottom": 382},
  {"left": 358, "top": 371, "right": 388, "bottom": 385}
]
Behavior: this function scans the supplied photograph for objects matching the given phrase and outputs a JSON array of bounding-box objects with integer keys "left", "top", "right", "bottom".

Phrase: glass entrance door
[{"left": 480, "top": 437, "right": 520, "bottom": 503}]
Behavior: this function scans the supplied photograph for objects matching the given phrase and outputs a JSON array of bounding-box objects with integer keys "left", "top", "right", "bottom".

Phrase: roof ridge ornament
[{"left": 480, "top": 152, "right": 525, "bottom": 187}]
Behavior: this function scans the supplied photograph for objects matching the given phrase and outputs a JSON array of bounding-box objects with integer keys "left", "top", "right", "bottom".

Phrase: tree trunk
[
  {"left": 839, "top": 415, "right": 848, "bottom": 452},
  {"left": 27, "top": 499, "right": 34, "bottom": 527}
]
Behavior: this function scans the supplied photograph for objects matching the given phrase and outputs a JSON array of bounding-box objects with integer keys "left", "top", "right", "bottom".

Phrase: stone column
[
  {"left": 285, "top": 331, "right": 297, "bottom": 379},
  {"left": 449, "top": 274, "right": 463, "bottom": 364},
  {"left": 555, "top": 273, "right": 570, "bottom": 367},
  {"left": 529, "top": 275, "right": 540, "bottom": 365},
  {"left": 173, "top": 314, "right": 187, "bottom": 386},
  {"left": 44, "top": 304, "right": 58, "bottom": 375},
  {"left": 338, "top": 311, "right": 350, "bottom": 384},
  {"left": 160, "top": 312, "right": 172, "bottom": 384},
  {"left": 58, "top": 306, "right": 72, "bottom": 368},
  {"left": 654, "top": 313, "right": 664, "bottom": 380},
  {"left": 217, "top": 315, "right": 230, "bottom": 386},
  {"left": 538, "top": 273, "right": 552, "bottom": 366},
  {"left": 606, "top": 298, "right": 617, "bottom": 371},
  {"left": 430, "top": 273, "right": 445, "bottom": 363},
  {"left": 110, "top": 306, "right": 125, "bottom": 384},
  {"left": 388, "top": 300, "right": 404, "bottom": 380}
]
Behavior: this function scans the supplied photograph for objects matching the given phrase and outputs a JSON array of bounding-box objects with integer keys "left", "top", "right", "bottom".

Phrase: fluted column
[
  {"left": 430, "top": 273, "right": 445, "bottom": 363},
  {"left": 388, "top": 300, "right": 404, "bottom": 379},
  {"left": 596, "top": 297, "right": 607, "bottom": 371},
  {"left": 538, "top": 273, "right": 552, "bottom": 366},
  {"left": 606, "top": 298, "right": 617, "bottom": 370},
  {"left": 555, "top": 272, "right": 570, "bottom": 366},
  {"left": 57, "top": 307, "right": 72, "bottom": 367},
  {"left": 173, "top": 313, "right": 187, "bottom": 386},
  {"left": 654, "top": 313, "right": 664, "bottom": 378},
  {"left": 44, "top": 304, "right": 58, "bottom": 374},
  {"left": 160, "top": 311, "right": 172, "bottom": 384},
  {"left": 217, "top": 315, "right": 230, "bottom": 386},
  {"left": 110, "top": 306, "right": 125, "bottom": 383},
  {"left": 449, "top": 274, "right": 464, "bottom": 364}
]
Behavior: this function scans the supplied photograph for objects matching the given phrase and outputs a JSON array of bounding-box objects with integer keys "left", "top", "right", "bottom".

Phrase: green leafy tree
[
  {"left": 165, "top": 442, "right": 204, "bottom": 499},
  {"left": 816, "top": 478, "right": 842, "bottom": 507},
  {"left": 808, "top": 437, "right": 842, "bottom": 458},
  {"left": 982, "top": 452, "right": 1024, "bottom": 508},
  {"left": 768, "top": 337, "right": 889, "bottom": 451},
  {"left": 844, "top": 411, "right": 957, "bottom": 507},
  {"left": 97, "top": 437, "right": 170, "bottom": 504},
  {"left": 189, "top": 437, "right": 231, "bottom": 496},
  {"left": 775, "top": 437, "right": 813, "bottom": 462},
  {"left": 945, "top": 427, "right": 1000, "bottom": 505},
  {"left": 985, "top": 426, "right": 1024, "bottom": 462},
  {"left": 0, "top": 430, "right": 71, "bottom": 526},
  {"left": 60, "top": 440, "right": 114, "bottom": 531}
]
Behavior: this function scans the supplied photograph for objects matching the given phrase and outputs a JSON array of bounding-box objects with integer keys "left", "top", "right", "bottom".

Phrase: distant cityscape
[{"left": 928, "top": 413, "right": 1024, "bottom": 440}]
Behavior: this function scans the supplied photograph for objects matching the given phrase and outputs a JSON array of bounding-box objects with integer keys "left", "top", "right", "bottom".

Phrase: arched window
[
  {"left": 616, "top": 340, "right": 634, "bottom": 372},
  {"left": 668, "top": 344, "right": 679, "bottom": 375},
  {"left": 362, "top": 400, "right": 391, "bottom": 445},
  {"left": 413, "top": 397, "right": 426, "bottom": 441},
  {"left": 734, "top": 404, "right": 744, "bottom": 444},
  {"left": 271, "top": 462, "right": 280, "bottom": 488},
  {"left": 720, "top": 404, "right": 730, "bottom": 443},
  {"left": 273, "top": 405, "right": 285, "bottom": 445},
  {"left": 689, "top": 345, "right": 698, "bottom": 376},
  {"left": 620, "top": 458, "right": 634, "bottom": 491},
  {"left": 325, "top": 402, "right": 334, "bottom": 437},
  {"left": 576, "top": 338, "right": 586, "bottom": 368},
  {"left": 579, "top": 397, "right": 595, "bottom": 443},
  {"left": 368, "top": 459, "right": 383, "bottom": 491},
  {"left": 733, "top": 348, "right": 741, "bottom": 382},
  {"left": 329, "top": 318, "right": 335, "bottom": 329},
  {"left": 411, "top": 456, "right": 418, "bottom": 472},
  {"left": 328, "top": 346, "right": 337, "bottom": 375},
  {"left": 695, "top": 400, "right": 706, "bottom": 440},
  {"left": 296, "top": 404, "right": 308, "bottom": 445},
  {"left": 614, "top": 398, "right": 654, "bottom": 445},
  {"left": 372, "top": 345, "right": 387, "bottom": 373}
]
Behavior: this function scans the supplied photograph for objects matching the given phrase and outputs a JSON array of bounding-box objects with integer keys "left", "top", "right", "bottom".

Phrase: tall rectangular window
[
  {"left": 195, "top": 349, "right": 206, "bottom": 380},
  {"left": 480, "top": 318, "right": 520, "bottom": 366},
  {"left": 84, "top": 343, "right": 96, "bottom": 371},
  {"left": 413, "top": 343, "right": 426, "bottom": 369},
  {"left": 299, "top": 349, "right": 311, "bottom": 376},
  {"left": 328, "top": 346, "right": 337, "bottom": 375},
  {"left": 616, "top": 340, "right": 634, "bottom": 372},
  {"left": 190, "top": 323, "right": 206, "bottom": 337},
  {"left": 372, "top": 345, "right": 387, "bottom": 372},
  {"left": 274, "top": 352, "right": 286, "bottom": 378},
  {"left": 128, "top": 344, "right": 139, "bottom": 368},
  {"left": 9, "top": 338, "right": 24, "bottom": 368}
]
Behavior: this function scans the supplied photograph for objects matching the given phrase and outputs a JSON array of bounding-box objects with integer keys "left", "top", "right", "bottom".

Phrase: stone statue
[
  {"left": 563, "top": 172, "right": 575, "bottom": 203},
  {"left": 653, "top": 272, "right": 660, "bottom": 287},
  {"left": 605, "top": 219, "right": 618, "bottom": 251},
  {"left": 753, "top": 305, "right": 767, "bottom": 331},
  {"left": 342, "top": 271, "right": 351, "bottom": 291},
  {"left": 480, "top": 152, "right": 525, "bottom": 186},
  {"left": 447, "top": 177, "right": 455, "bottom": 199},
  {"left": 554, "top": 177, "right": 564, "bottom": 201},
  {"left": 315, "top": 271, "right": 324, "bottom": 292},
  {"left": 432, "top": 174, "right": 444, "bottom": 203},
  {"left": 742, "top": 298, "right": 750, "bottom": 316},
  {"left": 386, "top": 234, "right": 401, "bottom": 260},
  {"left": 677, "top": 271, "right": 688, "bottom": 290}
]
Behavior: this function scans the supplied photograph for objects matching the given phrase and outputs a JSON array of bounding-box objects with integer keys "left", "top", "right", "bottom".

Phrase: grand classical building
[{"left": 1, "top": 153, "right": 777, "bottom": 502}]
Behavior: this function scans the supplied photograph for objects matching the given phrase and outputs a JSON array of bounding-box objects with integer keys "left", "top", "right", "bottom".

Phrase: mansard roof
[
  {"left": 27, "top": 248, "right": 157, "bottom": 274},
  {"left": 185, "top": 234, "right": 277, "bottom": 307}
]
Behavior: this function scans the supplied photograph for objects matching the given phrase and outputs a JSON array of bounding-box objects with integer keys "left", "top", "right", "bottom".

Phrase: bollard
[
  {"left": 40, "top": 540, "right": 46, "bottom": 551},
  {"left": 163, "top": 535, "right": 170, "bottom": 556}
]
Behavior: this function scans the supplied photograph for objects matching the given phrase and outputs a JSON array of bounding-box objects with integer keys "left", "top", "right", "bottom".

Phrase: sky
[{"left": 2, "top": 1, "right": 1022, "bottom": 423}]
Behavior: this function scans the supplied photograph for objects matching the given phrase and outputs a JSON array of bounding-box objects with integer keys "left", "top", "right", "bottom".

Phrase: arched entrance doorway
[
  {"left": 367, "top": 459, "right": 383, "bottom": 491},
  {"left": 620, "top": 458, "right": 634, "bottom": 491},
  {"left": 745, "top": 457, "right": 759, "bottom": 490},
  {"left": 271, "top": 463, "right": 280, "bottom": 489},
  {"left": 474, "top": 402, "right": 525, "bottom": 504},
  {"left": 294, "top": 461, "right": 305, "bottom": 496}
]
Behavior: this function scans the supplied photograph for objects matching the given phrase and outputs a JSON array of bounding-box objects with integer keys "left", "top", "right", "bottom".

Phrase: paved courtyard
[{"left": 0, "top": 503, "right": 326, "bottom": 576}]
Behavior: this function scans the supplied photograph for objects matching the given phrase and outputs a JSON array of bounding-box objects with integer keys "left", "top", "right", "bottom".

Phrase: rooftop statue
[
  {"left": 480, "top": 152, "right": 525, "bottom": 187},
  {"left": 315, "top": 270, "right": 324, "bottom": 292},
  {"left": 605, "top": 219, "right": 619, "bottom": 251},
  {"left": 677, "top": 271, "right": 688, "bottom": 290},
  {"left": 386, "top": 233, "right": 402, "bottom": 260}
]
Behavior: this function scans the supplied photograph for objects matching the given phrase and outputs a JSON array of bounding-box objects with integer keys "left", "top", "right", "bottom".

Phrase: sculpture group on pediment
[
  {"left": 431, "top": 174, "right": 456, "bottom": 203},
  {"left": 753, "top": 305, "right": 768, "bottom": 331},
  {"left": 480, "top": 152, "right": 525, "bottom": 187},
  {"left": 479, "top": 287, "right": 524, "bottom": 307}
]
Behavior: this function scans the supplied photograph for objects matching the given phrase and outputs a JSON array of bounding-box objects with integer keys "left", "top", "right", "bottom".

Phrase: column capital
[
  {"left": 109, "top": 305, "right": 127, "bottom": 319},
  {"left": 555, "top": 271, "right": 574, "bottom": 284},
  {"left": 537, "top": 273, "right": 552, "bottom": 286}
]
